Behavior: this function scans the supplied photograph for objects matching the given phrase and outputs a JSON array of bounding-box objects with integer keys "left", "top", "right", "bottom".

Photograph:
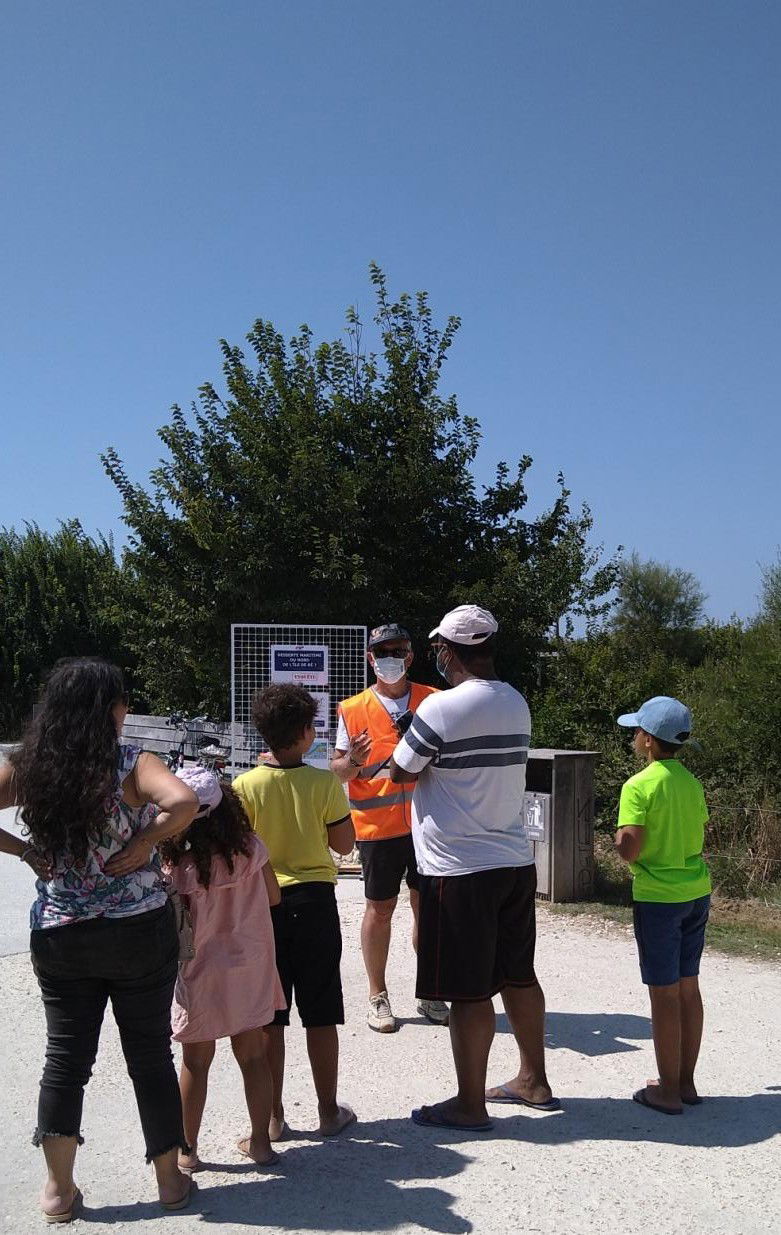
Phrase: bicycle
[{"left": 166, "top": 713, "right": 232, "bottom": 780}]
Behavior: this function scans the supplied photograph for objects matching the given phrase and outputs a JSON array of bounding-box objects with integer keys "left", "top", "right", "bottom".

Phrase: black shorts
[
  {"left": 271, "top": 882, "right": 344, "bottom": 1028},
  {"left": 416, "top": 864, "right": 538, "bottom": 1002},
  {"left": 357, "top": 834, "right": 420, "bottom": 901}
]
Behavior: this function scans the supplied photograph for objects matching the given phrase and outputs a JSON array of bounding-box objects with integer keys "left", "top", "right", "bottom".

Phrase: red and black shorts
[{"left": 416, "top": 864, "right": 538, "bottom": 1002}]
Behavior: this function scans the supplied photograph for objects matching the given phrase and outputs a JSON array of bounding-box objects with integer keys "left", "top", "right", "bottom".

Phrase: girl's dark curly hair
[
  {"left": 159, "top": 783, "right": 254, "bottom": 889},
  {"left": 9, "top": 657, "right": 127, "bottom": 866}
]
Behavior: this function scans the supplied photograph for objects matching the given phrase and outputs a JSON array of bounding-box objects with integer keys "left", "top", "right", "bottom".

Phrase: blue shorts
[{"left": 632, "top": 895, "right": 710, "bottom": 987}]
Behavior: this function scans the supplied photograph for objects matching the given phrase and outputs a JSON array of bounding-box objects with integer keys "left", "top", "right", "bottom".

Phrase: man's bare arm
[
  {"left": 330, "top": 728, "right": 372, "bottom": 783},
  {"left": 389, "top": 758, "right": 420, "bottom": 784}
]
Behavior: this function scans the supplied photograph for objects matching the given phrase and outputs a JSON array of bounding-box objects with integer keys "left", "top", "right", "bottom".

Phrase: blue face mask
[{"left": 435, "top": 648, "right": 451, "bottom": 683}]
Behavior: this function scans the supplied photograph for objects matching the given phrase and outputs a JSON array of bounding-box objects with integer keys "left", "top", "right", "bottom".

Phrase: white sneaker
[
  {"left": 367, "top": 990, "right": 397, "bottom": 1033},
  {"left": 417, "top": 999, "right": 449, "bottom": 1025}
]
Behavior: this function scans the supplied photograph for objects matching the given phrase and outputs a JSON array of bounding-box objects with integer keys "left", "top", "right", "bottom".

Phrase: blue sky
[{"left": 1, "top": 1, "right": 778, "bottom": 622}]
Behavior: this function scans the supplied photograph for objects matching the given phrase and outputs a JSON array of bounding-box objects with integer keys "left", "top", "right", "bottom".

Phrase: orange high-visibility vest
[{"left": 337, "top": 682, "right": 438, "bottom": 841}]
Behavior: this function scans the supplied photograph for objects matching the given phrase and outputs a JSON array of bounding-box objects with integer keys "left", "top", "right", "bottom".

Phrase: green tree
[
  {"left": 0, "top": 521, "right": 133, "bottom": 737},
  {"left": 681, "top": 620, "right": 781, "bottom": 892},
  {"left": 103, "top": 266, "right": 618, "bottom": 713},
  {"left": 613, "top": 552, "right": 706, "bottom": 636},
  {"left": 532, "top": 609, "right": 781, "bottom": 892},
  {"left": 531, "top": 628, "right": 693, "bottom": 824},
  {"left": 532, "top": 554, "right": 719, "bottom": 829},
  {"left": 759, "top": 549, "right": 781, "bottom": 625},
  {"left": 609, "top": 552, "right": 708, "bottom": 666}
]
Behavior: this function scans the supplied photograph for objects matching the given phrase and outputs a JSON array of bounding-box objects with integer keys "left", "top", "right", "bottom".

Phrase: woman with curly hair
[
  {"left": 0, "top": 657, "right": 199, "bottom": 1222},
  {"left": 160, "top": 767, "right": 285, "bottom": 1171}
]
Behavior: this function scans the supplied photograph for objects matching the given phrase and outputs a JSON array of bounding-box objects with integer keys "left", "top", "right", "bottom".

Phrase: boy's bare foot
[
  {"left": 485, "top": 1077, "right": 556, "bottom": 1108},
  {"left": 268, "top": 1111, "right": 289, "bottom": 1141},
  {"left": 318, "top": 1103, "right": 357, "bottom": 1137},
  {"left": 647, "top": 1076, "right": 702, "bottom": 1105},
  {"left": 178, "top": 1147, "right": 202, "bottom": 1173},
  {"left": 237, "top": 1136, "right": 279, "bottom": 1166}
]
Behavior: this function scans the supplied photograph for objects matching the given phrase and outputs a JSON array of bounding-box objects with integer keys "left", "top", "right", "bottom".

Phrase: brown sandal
[
  {"left": 159, "top": 1177, "right": 196, "bottom": 1211},
  {"left": 42, "top": 1187, "right": 83, "bottom": 1224}
]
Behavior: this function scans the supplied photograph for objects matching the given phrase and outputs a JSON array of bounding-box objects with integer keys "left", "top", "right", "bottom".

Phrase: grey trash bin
[{"left": 523, "top": 748, "right": 599, "bottom": 902}]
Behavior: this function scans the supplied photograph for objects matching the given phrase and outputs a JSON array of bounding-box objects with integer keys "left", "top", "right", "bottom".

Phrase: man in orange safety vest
[{"left": 332, "top": 622, "right": 448, "bottom": 1033}]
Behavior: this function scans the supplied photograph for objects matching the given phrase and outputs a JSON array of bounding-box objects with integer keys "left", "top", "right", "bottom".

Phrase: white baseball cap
[{"left": 428, "top": 604, "right": 499, "bottom": 645}]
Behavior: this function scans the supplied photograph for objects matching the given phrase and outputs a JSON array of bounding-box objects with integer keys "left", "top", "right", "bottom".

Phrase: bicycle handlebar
[{"left": 167, "top": 713, "right": 211, "bottom": 728}]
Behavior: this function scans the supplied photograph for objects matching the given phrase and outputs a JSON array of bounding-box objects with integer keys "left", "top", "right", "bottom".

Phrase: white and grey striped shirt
[{"left": 392, "top": 678, "right": 534, "bottom": 876}]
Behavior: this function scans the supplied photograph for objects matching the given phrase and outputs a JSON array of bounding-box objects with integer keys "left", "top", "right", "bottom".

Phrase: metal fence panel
[{"left": 230, "top": 623, "right": 367, "bottom": 775}]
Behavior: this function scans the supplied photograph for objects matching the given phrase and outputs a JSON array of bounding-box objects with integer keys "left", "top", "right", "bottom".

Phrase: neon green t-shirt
[
  {"left": 617, "top": 759, "right": 711, "bottom": 903},
  {"left": 233, "top": 764, "right": 350, "bottom": 889}
]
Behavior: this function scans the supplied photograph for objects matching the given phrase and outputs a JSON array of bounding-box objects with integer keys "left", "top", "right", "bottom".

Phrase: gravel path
[{"left": 1, "top": 869, "right": 779, "bottom": 1234}]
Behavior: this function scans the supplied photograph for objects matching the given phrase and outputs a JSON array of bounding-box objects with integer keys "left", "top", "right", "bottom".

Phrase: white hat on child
[{"left": 175, "top": 765, "right": 223, "bottom": 817}]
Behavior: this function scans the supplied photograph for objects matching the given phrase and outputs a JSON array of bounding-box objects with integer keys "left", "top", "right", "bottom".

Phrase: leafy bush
[{"left": 0, "top": 522, "right": 136, "bottom": 737}]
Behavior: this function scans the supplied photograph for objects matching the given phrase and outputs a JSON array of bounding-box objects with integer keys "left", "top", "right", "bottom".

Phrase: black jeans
[{"left": 30, "top": 901, "right": 186, "bottom": 1161}]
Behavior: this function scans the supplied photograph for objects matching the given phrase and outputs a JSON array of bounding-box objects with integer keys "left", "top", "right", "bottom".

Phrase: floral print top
[{"left": 31, "top": 744, "right": 167, "bottom": 930}]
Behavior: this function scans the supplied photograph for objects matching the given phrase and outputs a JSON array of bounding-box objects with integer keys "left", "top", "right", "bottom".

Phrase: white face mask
[{"left": 372, "top": 655, "right": 408, "bottom": 685}]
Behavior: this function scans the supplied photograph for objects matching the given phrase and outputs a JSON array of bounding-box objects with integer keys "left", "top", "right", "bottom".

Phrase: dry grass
[
  {"left": 552, "top": 833, "right": 781, "bottom": 962},
  {"left": 704, "top": 796, "right": 781, "bottom": 895}
]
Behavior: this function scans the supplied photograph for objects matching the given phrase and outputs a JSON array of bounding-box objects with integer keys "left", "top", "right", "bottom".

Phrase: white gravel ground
[{"left": 1, "top": 869, "right": 779, "bottom": 1234}]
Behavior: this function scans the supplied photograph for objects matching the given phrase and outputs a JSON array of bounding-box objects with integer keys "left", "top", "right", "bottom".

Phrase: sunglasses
[{"left": 372, "top": 646, "right": 411, "bottom": 658}]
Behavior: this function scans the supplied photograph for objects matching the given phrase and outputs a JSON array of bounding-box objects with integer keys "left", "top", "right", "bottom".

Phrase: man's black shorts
[
  {"left": 357, "top": 833, "right": 420, "bottom": 901},
  {"left": 271, "top": 882, "right": 344, "bottom": 1028},
  {"left": 416, "top": 864, "right": 538, "bottom": 1002}
]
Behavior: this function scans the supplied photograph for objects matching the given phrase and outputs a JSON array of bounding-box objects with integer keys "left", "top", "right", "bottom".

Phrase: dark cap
[{"left": 368, "top": 623, "right": 412, "bottom": 649}]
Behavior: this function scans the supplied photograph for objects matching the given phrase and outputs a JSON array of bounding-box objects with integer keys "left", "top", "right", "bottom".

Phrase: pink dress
[{"left": 169, "top": 835, "right": 286, "bottom": 1042}]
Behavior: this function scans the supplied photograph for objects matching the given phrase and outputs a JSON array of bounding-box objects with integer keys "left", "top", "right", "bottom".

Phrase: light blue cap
[{"left": 617, "top": 696, "right": 693, "bottom": 745}]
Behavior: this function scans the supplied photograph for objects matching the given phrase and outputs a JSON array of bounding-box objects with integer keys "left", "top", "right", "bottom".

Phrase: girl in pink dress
[{"left": 160, "top": 767, "right": 285, "bottom": 1169}]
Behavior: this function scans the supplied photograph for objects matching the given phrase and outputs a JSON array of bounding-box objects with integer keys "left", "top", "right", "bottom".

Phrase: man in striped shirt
[{"left": 390, "top": 605, "right": 558, "bottom": 1131}]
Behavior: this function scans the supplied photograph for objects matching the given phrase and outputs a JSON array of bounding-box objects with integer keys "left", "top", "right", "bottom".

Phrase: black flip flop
[
  {"left": 411, "top": 1105, "right": 493, "bottom": 1132},
  {"left": 486, "top": 1083, "right": 562, "bottom": 1111},
  {"left": 648, "top": 1079, "right": 703, "bottom": 1106},
  {"left": 632, "top": 1088, "right": 683, "bottom": 1116}
]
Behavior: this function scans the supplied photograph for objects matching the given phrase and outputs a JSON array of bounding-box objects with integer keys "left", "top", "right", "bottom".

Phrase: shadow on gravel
[
  {"left": 71, "top": 1095, "right": 781, "bottom": 1229},
  {"left": 78, "top": 1120, "right": 474, "bottom": 1232},
  {"left": 480, "top": 1091, "right": 781, "bottom": 1148},
  {"left": 503, "top": 1010, "right": 653, "bottom": 1055}
]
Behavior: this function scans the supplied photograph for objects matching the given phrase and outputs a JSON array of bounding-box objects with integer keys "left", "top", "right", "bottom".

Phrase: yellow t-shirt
[{"left": 233, "top": 763, "right": 350, "bottom": 888}]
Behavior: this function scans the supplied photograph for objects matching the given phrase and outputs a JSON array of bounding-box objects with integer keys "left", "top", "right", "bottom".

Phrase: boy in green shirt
[{"left": 614, "top": 696, "right": 711, "bottom": 1116}]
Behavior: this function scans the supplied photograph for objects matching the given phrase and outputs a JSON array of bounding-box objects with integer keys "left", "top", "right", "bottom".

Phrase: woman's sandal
[
  {"left": 178, "top": 1146, "right": 203, "bottom": 1173},
  {"left": 159, "top": 1177, "right": 196, "bottom": 1212},
  {"left": 237, "top": 1137, "right": 280, "bottom": 1167},
  {"left": 42, "top": 1187, "right": 83, "bottom": 1224}
]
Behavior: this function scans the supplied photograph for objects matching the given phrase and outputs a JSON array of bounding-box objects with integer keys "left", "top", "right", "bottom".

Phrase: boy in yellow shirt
[
  {"left": 234, "top": 684, "right": 356, "bottom": 1139},
  {"left": 614, "top": 696, "right": 711, "bottom": 1116}
]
